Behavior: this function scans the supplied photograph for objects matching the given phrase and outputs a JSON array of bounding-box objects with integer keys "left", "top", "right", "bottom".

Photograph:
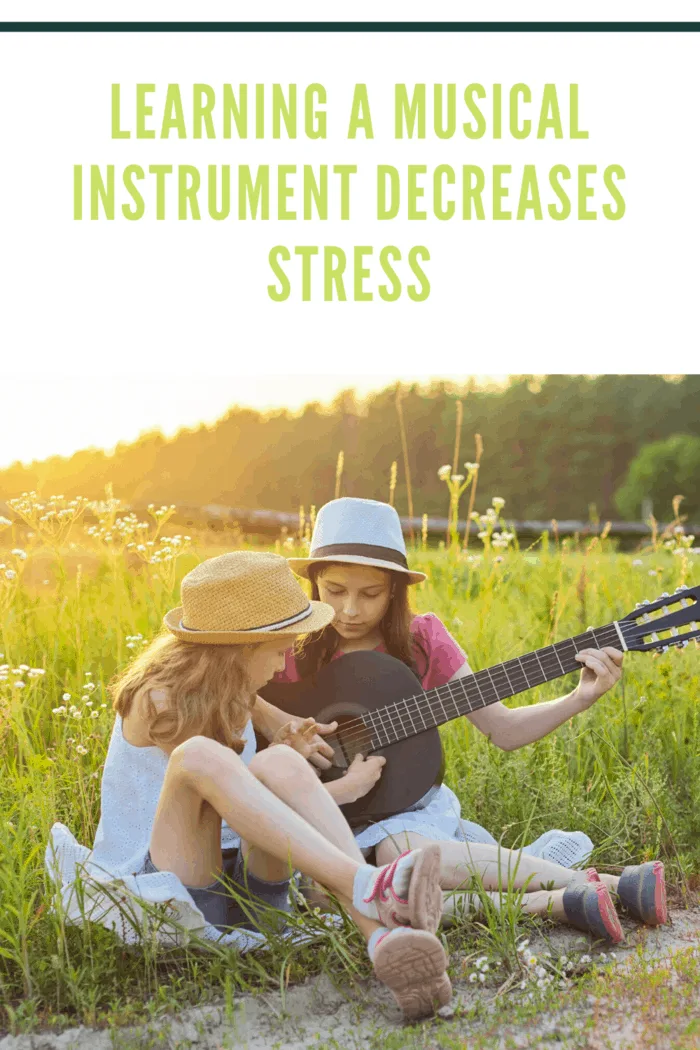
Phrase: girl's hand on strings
[
  {"left": 573, "top": 644, "right": 624, "bottom": 709},
  {"left": 272, "top": 716, "right": 338, "bottom": 769},
  {"left": 340, "top": 753, "right": 386, "bottom": 803}
]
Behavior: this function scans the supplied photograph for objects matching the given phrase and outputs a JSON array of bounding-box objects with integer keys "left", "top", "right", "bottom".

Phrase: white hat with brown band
[
  {"left": 288, "top": 497, "right": 426, "bottom": 584},
  {"left": 164, "top": 550, "right": 335, "bottom": 645}
]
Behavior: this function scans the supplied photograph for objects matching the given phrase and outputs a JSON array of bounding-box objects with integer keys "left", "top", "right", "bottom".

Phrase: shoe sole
[
  {"left": 407, "top": 844, "right": 443, "bottom": 935},
  {"left": 619, "top": 861, "right": 668, "bottom": 926},
  {"left": 372, "top": 928, "right": 452, "bottom": 1021},
  {"left": 563, "top": 880, "right": 624, "bottom": 944}
]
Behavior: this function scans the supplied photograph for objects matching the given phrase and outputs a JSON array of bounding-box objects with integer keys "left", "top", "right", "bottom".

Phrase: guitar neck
[{"left": 364, "top": 622, "right": 625, "bottom": 751}]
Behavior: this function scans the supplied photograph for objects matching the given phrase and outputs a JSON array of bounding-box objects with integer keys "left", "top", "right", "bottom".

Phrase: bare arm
[
  {"left": 453, "top": 646, "right": 623, "bottom": 751},
  {"left": 251, "top": 694, "right": 290, "bottom": 742},
  {"left": 251, "top": 694, "right": 337, "bottom": 770}
]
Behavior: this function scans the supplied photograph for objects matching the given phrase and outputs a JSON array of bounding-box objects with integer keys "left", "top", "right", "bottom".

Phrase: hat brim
[
  {"left": 288, "top": 555, "right": 426, "bottom": 584},
  {"left": 163, "top": 599, "right": 335, "bottom": 645}
]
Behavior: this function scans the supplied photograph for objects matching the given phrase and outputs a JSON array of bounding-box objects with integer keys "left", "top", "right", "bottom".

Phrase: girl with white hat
[
  {"left": 47, "top": 550, "right": 452, "bottom": 1021},
  {"left": 279, "top": 498, "right": 668, "bottom": 941}
]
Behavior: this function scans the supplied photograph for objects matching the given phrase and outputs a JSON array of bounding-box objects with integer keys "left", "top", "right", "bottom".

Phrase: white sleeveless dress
[{"left": 44, "top": 715, "right": 267, "bottom": 951}]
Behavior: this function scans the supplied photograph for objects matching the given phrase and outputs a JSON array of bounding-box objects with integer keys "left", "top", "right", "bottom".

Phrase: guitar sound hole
[{"left": 336, "top": 718, "right": 374, "bottom": 767}]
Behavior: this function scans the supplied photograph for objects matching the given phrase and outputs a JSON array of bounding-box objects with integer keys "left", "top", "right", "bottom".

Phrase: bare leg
[
  {"left": 239, "top": 747, "right": 381, "bottom": 942},
  {"left": 442, "top": 888, "right": 569, "bottom": 923},
  {"left": 375, "top": 832, "right": 619, "bottom": 895},
  {"left": 149, "top": 736, "right": 368, "bottom": 902}
]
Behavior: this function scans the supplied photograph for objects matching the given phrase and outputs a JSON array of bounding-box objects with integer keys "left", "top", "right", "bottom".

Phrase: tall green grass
[{"left": 0, "top": 502, "right": 698, "bottom": 1033}]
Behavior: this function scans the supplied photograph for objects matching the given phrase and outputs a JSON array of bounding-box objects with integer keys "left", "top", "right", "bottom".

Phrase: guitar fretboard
[{"left": 361, "top": 623, "right": 623, "bottom": 751}]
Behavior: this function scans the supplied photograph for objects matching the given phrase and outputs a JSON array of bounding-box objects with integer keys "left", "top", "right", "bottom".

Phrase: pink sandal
[{"left": 365, "top": 846, "right": 443, "bottom": 934}]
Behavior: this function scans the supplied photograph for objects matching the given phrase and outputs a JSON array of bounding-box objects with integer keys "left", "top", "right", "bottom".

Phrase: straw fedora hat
[
  {"left": 164, "top": 551, "right": 335, "bottom": 645},
  {"left": 288, "top": 498, "right": 426, "bottom": 584}
]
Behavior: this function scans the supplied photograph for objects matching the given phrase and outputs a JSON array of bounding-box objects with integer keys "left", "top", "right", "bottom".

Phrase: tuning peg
[
  {"left": 660, "top": 645, "right": 669, "bottom": 653},
  {"left": 642, "top": 599, "right": 651, "bottom": 605},
  {"left": 661, "top": 592, "right": 670, "bottom": 597}
]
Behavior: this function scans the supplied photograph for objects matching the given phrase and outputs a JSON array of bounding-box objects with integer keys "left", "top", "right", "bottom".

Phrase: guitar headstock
[{"left": 619, "top": 584, "right": 700, "bottom": 653}]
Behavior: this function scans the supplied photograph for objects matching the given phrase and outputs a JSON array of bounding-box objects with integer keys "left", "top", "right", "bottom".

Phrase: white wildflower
[
  {"left": 11, "top": 549, "right": 27, "bottom": 560},
  {"left": 75, "top": 745, "right": 88, "bottom": 756},
  {"left": 13, "top": 680, "right": 25, "bottom": 689},
  {"left": 632, "top": 559, "right": 643, "bottom": 566},
  {"left": 437, "top": 465, "right": 452, "bottom": 481},
  {"left": 52, "top": 706, "right": 67, "bottom": 715},
  {"left": 62, "top": 693, "right": 71, "bottom": 701},
  {"left": 4, "top": 569, "right": 17, "bottom": 581}
]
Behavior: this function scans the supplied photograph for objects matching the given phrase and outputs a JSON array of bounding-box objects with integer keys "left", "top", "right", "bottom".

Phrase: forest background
[{"left": 2, "top": 374, "right": 698, "bottom": 523}]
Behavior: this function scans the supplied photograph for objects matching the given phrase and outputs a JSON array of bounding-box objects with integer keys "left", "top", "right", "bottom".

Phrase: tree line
[{"left": 1, "top": 375, "right": 698, "bottom": 522}]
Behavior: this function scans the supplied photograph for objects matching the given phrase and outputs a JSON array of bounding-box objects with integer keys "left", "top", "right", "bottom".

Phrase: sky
[{"left": 0, "top": 373, "right": 503, "bottom": 469}]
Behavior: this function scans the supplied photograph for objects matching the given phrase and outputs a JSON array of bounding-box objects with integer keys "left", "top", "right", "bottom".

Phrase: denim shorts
[{"left": 141, "top": 846, "right": 292, "bottom": 933}]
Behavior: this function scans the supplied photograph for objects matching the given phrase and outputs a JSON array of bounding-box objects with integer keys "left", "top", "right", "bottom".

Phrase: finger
[
  {"left": 316, "top": 721, "right": 339, "bottom": 735},
  {"left": 313, "top": 739, "right": 335, "bottom": 759},
  {"left": 601, "top": 646, "right": 624, "bottom": 666},
  {"left": 308, "top": 752, "right": 332, "bottom": 771},
  {"left": 584, "top": 649, "right": 620, "bottom": 677},
  {"left": 576, "top": 654, "right": 612, "bottom": 681},
  {"left": 596, "top": 650, "right": 622, "bottom": 677},
  {"left": 350, "top": 753, "right": 365, "bottom": 766}
]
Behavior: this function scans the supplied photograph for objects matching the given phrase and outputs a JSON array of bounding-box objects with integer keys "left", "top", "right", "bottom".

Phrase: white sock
[{"left": 352, "top": 852, "right": 417, "bottom": 921}]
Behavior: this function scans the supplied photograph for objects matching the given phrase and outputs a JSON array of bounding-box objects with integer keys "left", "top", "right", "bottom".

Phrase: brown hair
[
  {"left": 110, "top": 631, "right": 259, "bottom": 753},
  {"left": 292, "top": 564, "right": 428, "bottom": 680}
]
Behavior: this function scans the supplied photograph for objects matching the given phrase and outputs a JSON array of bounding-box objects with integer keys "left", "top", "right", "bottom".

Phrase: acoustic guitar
[{"left": 260, "top": 585, "right": 699, "bottom": 826}]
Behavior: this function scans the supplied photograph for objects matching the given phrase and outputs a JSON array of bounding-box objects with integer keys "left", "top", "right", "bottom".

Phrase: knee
[
  {"left": 248, "top": 744, "right": 313, "bottom": 787},
  {"left": 169, "top": 735, "right": 237, "bottom": 787}
]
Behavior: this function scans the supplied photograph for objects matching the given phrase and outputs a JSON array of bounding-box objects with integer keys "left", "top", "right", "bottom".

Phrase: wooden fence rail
[
  {"left": 1, "top": 501, "right": 696, "bottom": 540},
  {"left": 167, "top": 505, "right": 699, "bottom": 540}
]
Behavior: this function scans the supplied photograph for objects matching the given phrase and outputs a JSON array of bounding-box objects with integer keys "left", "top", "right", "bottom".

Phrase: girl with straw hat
[
  {"left": 47, "top": 550, "right": 452, "bottom": 1021},
  {"left": 278, "top": 498, "right": 668, "bottom": 941}
]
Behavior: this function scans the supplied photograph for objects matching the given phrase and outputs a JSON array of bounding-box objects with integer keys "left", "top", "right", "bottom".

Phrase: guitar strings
[
  {"left": 328, "top": 622, "right": 632, "bottom": 752},
  {"left": 331, "top": 622, "right": 626, "bottom": 746},
  {"left": 322, "top": 607, "right": 695, "bottom": 753}
]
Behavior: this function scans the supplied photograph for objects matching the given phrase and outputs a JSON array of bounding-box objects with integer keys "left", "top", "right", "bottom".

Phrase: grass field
[{"left": 0, "top": 493, "right": 698, "bottom": 1037}]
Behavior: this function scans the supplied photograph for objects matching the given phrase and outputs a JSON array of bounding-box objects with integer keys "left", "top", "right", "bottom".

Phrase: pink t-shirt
[{"left": 275, "top": 612, "right": 468, "bottom": 690}]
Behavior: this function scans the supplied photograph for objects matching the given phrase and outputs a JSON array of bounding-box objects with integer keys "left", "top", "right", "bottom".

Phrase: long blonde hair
[{"left": 110, "top": 631, "right": 258, "bottom": 753}]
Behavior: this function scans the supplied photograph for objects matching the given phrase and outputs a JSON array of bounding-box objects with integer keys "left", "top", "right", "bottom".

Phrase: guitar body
[
  {"left": 259, "top": 651, "right": 445, "bottom": 826},
  {"left": 256, "top": 582, "right": 700, "bottom": 826}
]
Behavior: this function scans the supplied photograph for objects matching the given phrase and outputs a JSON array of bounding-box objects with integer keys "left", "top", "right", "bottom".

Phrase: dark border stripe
[
  {"left": 182, "top": 601, "right": 312, "bottom": 633},
  {"left": 1, "top": 22, "right": 700, "bottom": 32},
  {"left": 311, "top": 543, "right": 409, "bottom": 568}
]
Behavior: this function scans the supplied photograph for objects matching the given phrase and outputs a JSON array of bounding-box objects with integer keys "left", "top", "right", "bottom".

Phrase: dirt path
[{"left": 3, "top": 907, "right": 700, "bottom": 1050}]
